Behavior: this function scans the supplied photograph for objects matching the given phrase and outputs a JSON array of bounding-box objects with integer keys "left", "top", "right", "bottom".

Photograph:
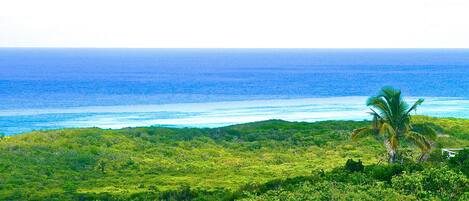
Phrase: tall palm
[{"left": 351, "top": 87, "right": 436, "bottom": 163}]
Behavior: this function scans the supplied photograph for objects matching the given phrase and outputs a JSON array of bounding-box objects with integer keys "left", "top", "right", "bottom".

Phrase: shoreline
[
  {"left": 2, "top": 96, "right": 469, "bottom": 135},
  {"left": 3, "top": 115, "right": 469, "bottom": 137}
]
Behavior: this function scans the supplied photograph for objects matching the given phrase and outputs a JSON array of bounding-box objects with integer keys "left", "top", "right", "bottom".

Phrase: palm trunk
[
  {"left": 389, "top": 151, "right": 397, "bottom": 163},
  {"left": 384, "top": 139, "right": 397, "bottom": 163}
]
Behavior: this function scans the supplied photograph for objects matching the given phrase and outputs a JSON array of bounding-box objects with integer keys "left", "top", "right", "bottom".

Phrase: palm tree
[{"left": 351, "top": 87, "right": 436, "bottom": 163}]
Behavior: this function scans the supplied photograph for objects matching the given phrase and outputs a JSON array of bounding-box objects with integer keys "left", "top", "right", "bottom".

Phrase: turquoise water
[{"left": 1, "top": 49, "right": 469, "bottom": 135}]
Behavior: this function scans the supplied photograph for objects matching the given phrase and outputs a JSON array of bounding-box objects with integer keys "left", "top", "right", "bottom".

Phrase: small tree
[{"left": 351, "top": 87, "right": 436, "bottom": 163}]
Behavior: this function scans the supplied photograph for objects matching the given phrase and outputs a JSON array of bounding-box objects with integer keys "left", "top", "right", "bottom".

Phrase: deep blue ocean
[{"left": 1, "top": 48, "right": 469, "bottom": 135}]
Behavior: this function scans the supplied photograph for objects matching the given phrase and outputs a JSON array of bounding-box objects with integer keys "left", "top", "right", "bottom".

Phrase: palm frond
[
  {"left": 378, "top": 87, "right": 397, "bottom": 104},
  {"left": 369, "top": 108, "right": 383, "bottom": 119},
  {"left": 406, "top": 98, "right": 424, "bottom": 115},
  {"left": 411, "top": 123, "right": 437, "bottom": 140},
  {"left": 378, "top": 122, "right": 395, "bottom": 137},
  {"left": 405, "top": 131, "right": 432, "bottom": 153},
  {"left": 369, "top": 108, "right": 384, "bottom": 129},
  {"left": 379, "top": 122, "right": 399, "bottom": 149},
  {"left": 367, "top": 97, "right": 392, "bottom": 119},
  {"left": 378, "top": 87, "right": 402, "bottom": 114},
  {"left": 351, "top": 127, "right": 377, "bottom": 140}
]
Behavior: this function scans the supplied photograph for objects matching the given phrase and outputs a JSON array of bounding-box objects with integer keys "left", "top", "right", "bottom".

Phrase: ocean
[{"left": 1, "top": 48, "right": 469, "bottom": 135}]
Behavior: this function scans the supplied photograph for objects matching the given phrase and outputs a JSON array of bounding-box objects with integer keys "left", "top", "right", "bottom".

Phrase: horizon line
[{"left": 1, "top": 47, "right": 469, "bottom": 50}]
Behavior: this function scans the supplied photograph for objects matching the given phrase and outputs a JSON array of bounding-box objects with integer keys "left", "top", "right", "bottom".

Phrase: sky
[{"left": 1, "top": 0, "right": 469, "bottom": 48}]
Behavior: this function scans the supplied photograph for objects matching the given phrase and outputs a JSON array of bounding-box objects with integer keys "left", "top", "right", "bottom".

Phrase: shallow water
[{"left": 1, "top": 97, "right": 469, "bottom": 135}]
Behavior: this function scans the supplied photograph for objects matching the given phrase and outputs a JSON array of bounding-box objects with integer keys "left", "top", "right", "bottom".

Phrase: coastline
[{"left": 2, "top": 96, "right": 469, "bottom": 135}]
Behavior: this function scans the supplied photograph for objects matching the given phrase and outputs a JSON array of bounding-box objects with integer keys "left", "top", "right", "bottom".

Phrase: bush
[
  {"left": 345, "top": 159, "right": 364, "bottom": 172},
  {"left": 366, "top": 163, "right": 423, "bottom": 182},
  {"left": 448, "top": 149, "right": 469, "bottom": 176},
  {"left": 427, "top": 148, "right": 445, "bottom": 163},
  {"left": 366, "top": 165, "right": 403, "bottom": 182},
  {"left": 391, "top": 167, "right": 469, "bottom": 200},
  {"left": 240, "top": 181, "right": 415, "bottom": 201}
]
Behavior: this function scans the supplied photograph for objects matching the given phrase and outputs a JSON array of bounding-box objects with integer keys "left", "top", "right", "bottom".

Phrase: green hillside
[{"left": 0, "top": 116, "right": 468, "bottom": 200}]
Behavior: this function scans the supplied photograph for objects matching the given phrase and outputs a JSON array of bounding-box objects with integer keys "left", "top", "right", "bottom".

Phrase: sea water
[{"left": 1, "top": 49, "right": 469, "bottom": 135}]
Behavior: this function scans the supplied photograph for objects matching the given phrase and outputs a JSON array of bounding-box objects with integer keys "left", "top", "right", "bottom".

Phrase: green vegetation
[
  {"left": 448, "top": 149, "right": 469, "bottom": 176},
  {"left": 241, "top": 163, "right": 468, "bottom": 201},
  {"left": 352, "top": 87, "right": 435, "bottom": 163},
  {"left": 0, "top": 116, "right": 468, "bottom": 200}
]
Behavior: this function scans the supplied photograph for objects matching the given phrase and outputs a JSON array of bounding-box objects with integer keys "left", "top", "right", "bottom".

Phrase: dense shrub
[
  {"left": 239, "top": 161, "right": 468, "bottom": 201},
  {"left": 448, "top": 149, "right": 469, "bottom": 176},
  {"left": 365, "top": 163, "right": 423, "bottom": 182},
  {"left": 391, "top": 167, "right": 469, "bottom": 200},
  {"left": 344, "top": 159, "right": 364, "bottom": 172},
  {"left": 427, "top": 148, "right": 446, "bottom": 163},
  {"left": 240, "top": 180, "right": 415, "bottom": 201}
]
